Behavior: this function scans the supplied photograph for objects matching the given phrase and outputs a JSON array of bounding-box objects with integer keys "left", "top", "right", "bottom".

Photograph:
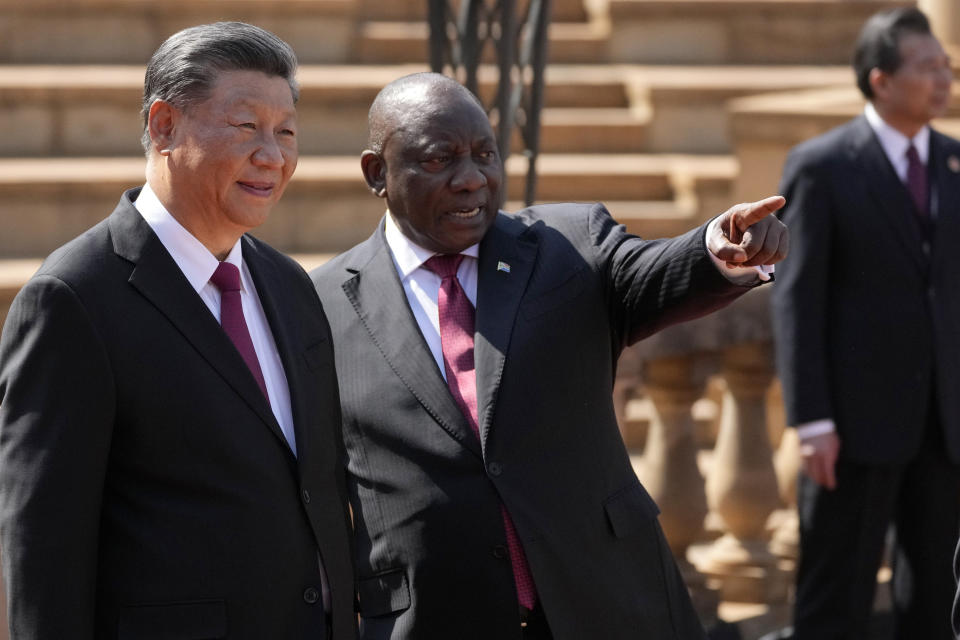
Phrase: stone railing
[{"left": 617, "top": 285, "right": 798, "bottom": 634}]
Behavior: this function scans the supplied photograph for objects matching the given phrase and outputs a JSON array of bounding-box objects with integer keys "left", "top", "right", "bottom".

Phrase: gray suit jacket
[
  {"left": 0, "top": 189, "right": 357, "bottom": 639},
  {"left": 312, "top": 202, "right": 756, "bottom": 639}
]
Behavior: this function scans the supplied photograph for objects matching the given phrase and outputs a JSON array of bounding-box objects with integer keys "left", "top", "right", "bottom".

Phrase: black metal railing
[{"left": 427, "top": 0, "right": 551, "bottom": 206}]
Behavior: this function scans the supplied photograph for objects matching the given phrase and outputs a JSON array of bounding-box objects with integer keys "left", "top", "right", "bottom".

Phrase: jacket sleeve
[
  {"left": 769, "top": 148, "right": 835, "bottom": 426},
  {"left": 587, "top": 202, "right": 756, "bottom": 348},
  {"left": 0, "top": 275, "right": 115, "bottom": 639}
]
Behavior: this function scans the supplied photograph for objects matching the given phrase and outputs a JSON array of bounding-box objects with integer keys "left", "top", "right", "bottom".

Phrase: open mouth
[{"left": 448, "top": 206, "right": 482, "bottom": 219}]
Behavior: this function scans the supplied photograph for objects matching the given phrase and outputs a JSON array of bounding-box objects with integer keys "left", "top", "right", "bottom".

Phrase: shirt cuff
[
  {"left": 795, "top": 419, "right": 836, "bottom": 440},
  {"left": 705, "top": 216, "right": 775, "bottom": 283}
]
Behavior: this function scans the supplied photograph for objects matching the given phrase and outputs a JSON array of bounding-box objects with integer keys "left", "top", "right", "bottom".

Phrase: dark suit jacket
[
  {"left": 771, "top": 115, "right": 960, "bottom": 465},
  {"left": 0, "top": 189, "right": 356, "bottom": 639},
  {"left": 311, "top": 202, "right": 756, "bottom": 640}
]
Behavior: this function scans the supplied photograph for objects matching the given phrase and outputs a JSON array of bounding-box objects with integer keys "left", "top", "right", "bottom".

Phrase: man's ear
[
  {"left": 360, "top": 150, "right": 387, "bottom": 198},
  {"left": 868, "top": 67, "right": 889, "bottom": 102},
  {"left": 147, "top": 99, "right": 178, "bottom": 156}
]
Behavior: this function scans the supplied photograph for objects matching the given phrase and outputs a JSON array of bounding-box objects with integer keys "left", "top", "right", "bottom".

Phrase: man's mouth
[
  {"left": 238, "top": 181, "right": 274, "bottom": 196},
  {"left": 448, "top": 206, "right": 482, "bottom": 219}
]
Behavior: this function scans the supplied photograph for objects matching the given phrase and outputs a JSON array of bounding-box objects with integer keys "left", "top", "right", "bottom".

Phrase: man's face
[
  {"left": 373, "top": 90, "right": 502, "bottom": 255},
  {"left": 165, "top": 69, "right": 298, "bottom": 238},
  {"left": 875, "top": 32, "right": 953, "bottom": 133}
]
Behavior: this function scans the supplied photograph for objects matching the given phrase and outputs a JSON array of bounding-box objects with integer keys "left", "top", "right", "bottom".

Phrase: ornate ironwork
[{"left": 428, "top": 0, "right": 551, "bottom": 206}]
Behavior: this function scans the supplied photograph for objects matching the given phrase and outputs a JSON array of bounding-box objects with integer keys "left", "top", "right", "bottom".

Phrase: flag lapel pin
[{"left": 496, "top": 261, "right": 511, "bottom": 273}]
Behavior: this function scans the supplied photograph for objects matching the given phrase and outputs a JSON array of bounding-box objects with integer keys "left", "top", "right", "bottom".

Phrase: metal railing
[{"left": 427, "top": 0, "right": 551, "bottom": 206}]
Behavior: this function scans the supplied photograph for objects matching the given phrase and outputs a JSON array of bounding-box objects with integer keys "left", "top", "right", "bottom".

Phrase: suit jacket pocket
[
  {"left": 358, "top": 568, "right": 411, "bottom": 618},
  {"left": 118, "top": 599, "right": 226, "bottom": 639},
  {"left": 520, "top": 265, "right": 586, "bottom": 320},
  {"left": 603, "top": 480, "right": 661, "bottom": 539}
]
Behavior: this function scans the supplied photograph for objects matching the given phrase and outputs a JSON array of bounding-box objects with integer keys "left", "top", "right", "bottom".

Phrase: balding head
[{"left": 366, "top": 72, "right": 487, "bottom": 155}]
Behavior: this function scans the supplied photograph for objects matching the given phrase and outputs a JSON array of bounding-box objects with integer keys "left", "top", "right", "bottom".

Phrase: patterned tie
[
  {"left": 906, "top": 144, "right": 929, "bottom": 218},
  {"left": 424, "top": 254, "right": 538, "bottom": 610},
  {"left": 209, "top": 261, "right": 269, "bottom": 401}
]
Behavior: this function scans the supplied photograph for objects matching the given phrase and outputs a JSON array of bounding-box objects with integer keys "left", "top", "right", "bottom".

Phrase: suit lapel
[
  {"left": 342, "top": 224, "right": 482, "bottom": 458},
  {"left": 109, "top": 194, "right": 289, "bottom": 453},
  {"left": 849, "top": 116, "right": 927, "bottom": 272},
  {"left": 474, "top": 215, "right": 538, "bottom": 447},
  {"left": 243, "top": 238, "right": 305, "bottom": 459}
]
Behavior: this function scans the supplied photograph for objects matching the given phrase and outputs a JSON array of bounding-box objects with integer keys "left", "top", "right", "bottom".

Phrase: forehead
[
  {"left": 386, "top": 90, "right": 494, "bottom": 150},
  {"left": 205, "top": 69, "right": 296, "bottom": 113},
  {"left": 898, "top": 32, "right": 945, "bottom": 63}
]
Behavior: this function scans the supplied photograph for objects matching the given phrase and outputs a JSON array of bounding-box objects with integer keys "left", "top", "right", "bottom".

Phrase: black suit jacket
[
  {"left": 0, "top": 189, "right": 357, "bottom": 639},
  {"left": 771, "top": 115, "right": 960, "bottom": 464},
  {"left": 311, "top": 203, "right": 756, "bottom": 640}
]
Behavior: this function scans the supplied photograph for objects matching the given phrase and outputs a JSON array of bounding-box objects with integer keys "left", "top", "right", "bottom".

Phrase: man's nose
[
  {"left": 450, "top": 159, "right": 487, "bottom": 191},
  {"left": 252, "top": 134, "right": 286, "bottom": 169}
]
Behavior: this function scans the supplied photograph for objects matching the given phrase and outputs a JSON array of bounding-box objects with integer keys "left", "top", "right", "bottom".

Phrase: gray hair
[{"left": 141, "top": 21, "right": 298, "bottom": 153}]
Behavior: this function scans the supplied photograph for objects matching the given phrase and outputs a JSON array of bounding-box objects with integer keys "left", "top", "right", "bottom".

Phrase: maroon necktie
[
  {"left": 424, "top": 254, "right": 538, "bottom": 610},
  {"left": 210, "top": 261, "right": 269, "bottom": 401},
  {"left": 906, "top": 144, "right": 929, "bottom": 218}
]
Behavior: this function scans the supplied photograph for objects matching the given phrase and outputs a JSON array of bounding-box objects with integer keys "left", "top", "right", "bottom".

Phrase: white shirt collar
[
  {"left": 864, "top": 101, "right": 930, "bottom": 165},
  {"left": 383, "top": 210, "right": 480, "bottom": 278},
  {"left": 134, "top": 182, "right": 245, "bottom": 294}
]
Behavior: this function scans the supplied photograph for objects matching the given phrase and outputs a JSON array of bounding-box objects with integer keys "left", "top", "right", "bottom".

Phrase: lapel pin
[
  {"left": 496, "top": 261, "right": 511, "bottom": 274},
  {"left": 948, "top": 155, "right": 960, "bottom": 173}
]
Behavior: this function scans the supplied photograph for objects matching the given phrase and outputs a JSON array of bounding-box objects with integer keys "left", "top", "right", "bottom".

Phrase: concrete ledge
[
  {"left": 0, "top": 0, "right": 357, "bottom": 64},
  {"left": 603, "top": 0, "right": 911, "bottom": 64},
  {"left": 729, "top": 85, "right": 960, "bottom": 201}
]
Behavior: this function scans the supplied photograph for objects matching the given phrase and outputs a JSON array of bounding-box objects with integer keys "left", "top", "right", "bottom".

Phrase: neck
[{"left": 872, "top": 102, "right": 926, "bottom": 139}]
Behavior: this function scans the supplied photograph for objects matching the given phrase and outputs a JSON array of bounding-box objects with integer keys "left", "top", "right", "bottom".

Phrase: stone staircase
[{"left": 0, "top": 1, "right": 921, "bottom": 636}]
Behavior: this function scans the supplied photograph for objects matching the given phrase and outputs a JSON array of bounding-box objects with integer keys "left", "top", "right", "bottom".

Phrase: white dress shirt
[
  {"left": 134, "top": 182, "right": 298, "bottom": 456},
  {"left": 795, "top": 104, "right": 931, "bottom": 441}
]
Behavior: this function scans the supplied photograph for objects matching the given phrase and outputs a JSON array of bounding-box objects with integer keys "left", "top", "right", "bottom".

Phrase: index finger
[{"left": 733, "top": 195, "right": 786, "bottom": 229}]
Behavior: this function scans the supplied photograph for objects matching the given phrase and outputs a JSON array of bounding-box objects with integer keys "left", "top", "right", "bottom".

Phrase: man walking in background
[{"left": 771, "top": 8, "right": 960, "bottom": 639}]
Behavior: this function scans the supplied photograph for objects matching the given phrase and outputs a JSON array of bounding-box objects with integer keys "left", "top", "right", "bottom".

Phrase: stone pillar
[
  {"left": 637, "top": 354, "right": 717, "bottom": 621},
  {"left": 770, "top": 426, "right": 800, "bottom": 561},
  {"left": 695, "top": 343, "right": 789, "bottom": 603},
  {"left": 920, "top": 0, "right": 960, "bottom": 59}
]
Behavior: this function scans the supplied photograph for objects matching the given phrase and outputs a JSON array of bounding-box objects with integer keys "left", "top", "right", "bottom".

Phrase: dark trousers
[{"left": 793, "top": 418, "right": 960, "bottom": 640}]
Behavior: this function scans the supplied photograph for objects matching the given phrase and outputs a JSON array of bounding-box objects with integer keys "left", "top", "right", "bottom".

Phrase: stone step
[
  {"left": 0, "top": 0, "right": 358, "bottom": 64},
  {"left": 355, "top": 20, "right": 607, "bottom": 64},
  {"left": 0, "top": 152, "right": 735, "bottom": 257},
  {"left": 602, "top": 0, "right": 910, "bottom": 64},
  {"left": 0, "top": 63, "right": 852, "bottom": 157}
]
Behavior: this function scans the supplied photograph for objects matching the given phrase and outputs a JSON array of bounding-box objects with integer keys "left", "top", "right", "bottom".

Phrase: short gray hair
[{"left": 141, "top": 21, "right": 298, "bottom": 153}]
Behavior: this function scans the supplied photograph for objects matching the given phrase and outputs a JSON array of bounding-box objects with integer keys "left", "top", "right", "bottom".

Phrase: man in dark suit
[
  {"left": 311, "top": 71, "right": 788, "bottom": 639},
  {"left": 0, "top": 22, "right": 355, "bottom": 639},
  {"left": 769, "top": 8, "right": 960, "bottom": 640}
]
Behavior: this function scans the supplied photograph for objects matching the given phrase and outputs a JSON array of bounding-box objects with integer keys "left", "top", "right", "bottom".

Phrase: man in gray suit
[
  {"left": 312, "top": 72, "right": 787, "bottom": 639},
  {"left": 0, "top": 22, "right": 355, "bottom": 639}
]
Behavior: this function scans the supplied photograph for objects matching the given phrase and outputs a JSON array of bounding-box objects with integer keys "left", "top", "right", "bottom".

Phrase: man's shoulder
[
  {"left": 499, "top": 202, "right": 605, "bottom": 237},
  {"left": 309, "top": 231, "right": 381, "bottom": 294},
  {"left": 788, "top": 116, "right": 864, "bottom": 164}
]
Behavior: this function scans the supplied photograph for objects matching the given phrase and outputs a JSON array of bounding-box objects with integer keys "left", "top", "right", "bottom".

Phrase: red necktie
[
  {"left": 210, "top": 261, "right": 269, "bottom": 401},
  {"left": 906, "top": 144, "right": 928, "bottom": 218},
  {"left": 424, "top": 254, "right": 538, "bottom": 610}
]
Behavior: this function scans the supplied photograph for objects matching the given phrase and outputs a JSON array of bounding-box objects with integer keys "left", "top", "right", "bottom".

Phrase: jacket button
[
  {"left": 303, "top": 587, "right": 320, "bottom": 604},
  {"left": 302, "top": 489, "right": 311, "bottom": 503},
  {"left": 487, "top": 462, "right": 502, "bottom": 476},
  {"left": 491, "top": 544, "right": 509, "bottom": 559}
]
